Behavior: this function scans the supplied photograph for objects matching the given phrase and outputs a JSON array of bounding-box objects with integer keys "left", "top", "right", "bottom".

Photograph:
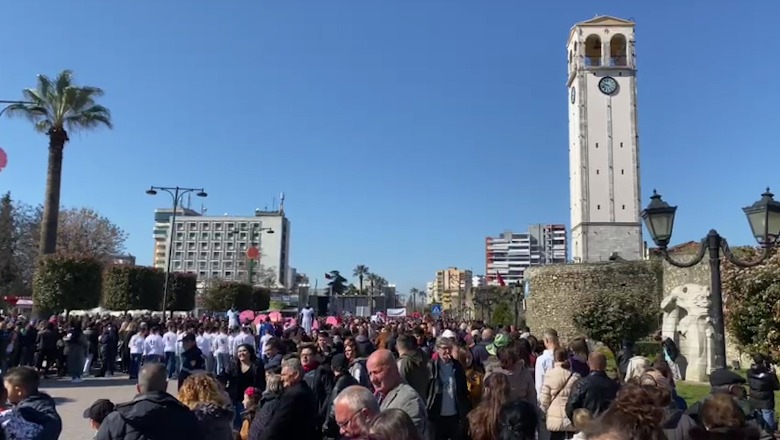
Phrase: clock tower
[{"left": 568, "top": 16, "right": 643, "bottom": 263}]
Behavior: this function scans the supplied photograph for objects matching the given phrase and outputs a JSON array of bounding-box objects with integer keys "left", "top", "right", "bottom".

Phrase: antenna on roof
[
  {"left": 201, "top": 204, "right": 207, "bottom": 215},
  {"left": 272, "top": 196, "right": 277, "bottom": 212},
  {"left": 279, "top": 192, "right": 285, "bottom": 214},
  {"left": 187, "top": 193, "right": 192, "bottom": 210}
]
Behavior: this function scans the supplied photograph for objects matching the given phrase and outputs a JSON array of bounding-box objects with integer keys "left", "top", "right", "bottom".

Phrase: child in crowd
[
  {"left": 1, "top": 366, "right": 60, "bottom": 440},
  {"left": 571, "top": 408, "right": 592, "bottom": 440},
  {"left": 238, "top": 387, "right": 261, "bottom": 440},
  {"left": 83, "top": 399, "right": 115, "bottom": 434}
]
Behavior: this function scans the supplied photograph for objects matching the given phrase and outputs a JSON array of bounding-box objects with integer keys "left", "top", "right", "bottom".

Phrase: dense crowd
[{"left": 0, "top": 310, "right": 777, "bottom": 440}]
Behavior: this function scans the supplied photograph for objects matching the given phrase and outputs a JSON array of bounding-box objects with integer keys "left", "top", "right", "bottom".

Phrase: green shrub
[
  {"left": 635, "top": 340, "right": 662, "bottom": 358},
  {"left": 102, "top": 265, "right": 163, "bottom": 311},
  {"left": 166, "top": 272, "right": 197, "bottom": 311},
  {"left": 573, "top": 290, "right": 659, "bottom": 353},
  {"left": 34, "top": 255, "right": 103, "bottom": 314},
  {"left": 251, "top": 287, "right": 271, "bottom": 311},
  {"left": 202, "top": 281, "right": 253, "bottom": 311}
]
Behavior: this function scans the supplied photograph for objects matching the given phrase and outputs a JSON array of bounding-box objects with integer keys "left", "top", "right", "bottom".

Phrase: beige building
[{"left": 430, "top": 267, "right": 473, "bottom": 312}]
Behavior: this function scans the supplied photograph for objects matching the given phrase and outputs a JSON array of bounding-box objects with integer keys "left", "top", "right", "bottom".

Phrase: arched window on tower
[
  {"left": 585, "top": 35, "right": 602, "bottom": 66},
  {"left": 610, "top": 34, "right": 627, "bottom": 66}
]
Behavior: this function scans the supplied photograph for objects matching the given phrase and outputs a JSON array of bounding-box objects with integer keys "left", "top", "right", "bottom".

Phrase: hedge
[
  {"left": 33, "top": 255, "right": 103, "bottom": 314},
  {"left": 202, "top": 281, "right": 253, "bottom": 311},
  {"left": 251, "top": 287, "right": 271, "bottom": 311},
  {"left": 166, "top": 272, "right": 197, "bottom": 311},
  {"left": 102, "top": 265, "right": 163, "bottom": 311}
]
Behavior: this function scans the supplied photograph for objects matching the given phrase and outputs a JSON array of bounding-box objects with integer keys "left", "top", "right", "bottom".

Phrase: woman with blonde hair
[
  {"left": 179, "top": 373, "right": 235, "bottom": 440},
  {"left": 369, "top": 408, "right": 422, "bottom": 440},
  {"left": 463, "top": 372, "right": 513, "bottom": 440}
]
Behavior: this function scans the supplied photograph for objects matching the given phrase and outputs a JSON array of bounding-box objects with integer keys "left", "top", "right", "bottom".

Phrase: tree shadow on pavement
[{"left": 41, "top": 378, "right": 136, "bottom": 389}]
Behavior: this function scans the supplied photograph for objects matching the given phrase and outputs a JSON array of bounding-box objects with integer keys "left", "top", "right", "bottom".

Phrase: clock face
[
  {"left": 570, "top": 87, "right": 576, "bottom": 104},
  {"left": 598, "top": 77, "right": 618, "bottom": 95}
]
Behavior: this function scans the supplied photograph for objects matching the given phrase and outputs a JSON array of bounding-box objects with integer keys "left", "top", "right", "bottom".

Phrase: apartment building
[
  {"left": 430, "top": 267, "right": 473, "bottom": 311},
  {"left": 160, "top": 210, "right": 291, "bottom": 287},
  {"left": 485, "top": 224, "right": 568, "bottom": 286},
  {"left": 152, "top": 207, "right": 201, "bottom": 269}
]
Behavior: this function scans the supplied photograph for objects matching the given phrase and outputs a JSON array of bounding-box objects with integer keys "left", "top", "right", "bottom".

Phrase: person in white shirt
[
  {"left": 535, "top": 328, "right": 560, "bottom": 440},
  {"left": 143, "top": 326, "right": 165, "bottom": 365},
  {"left": 196, "top": 329, "right": 214, "bottom": 373},
  {"left": 259, "top": 327, "right": 274, "bottom": 358},
  {"left": 162, "top": 325, "right": 178, "bottom": 379},
  {"left": 128, "top": 327, "right": 147, "bottom": 380},
  {"left": 233, "top": 326, "right": 255, "bottom": 355},
  {"left": 175, "top": 329, "right": 186, "bottom": 375},
  {"left": 213, "top": 326, "right": 231, "bottom": 376}
]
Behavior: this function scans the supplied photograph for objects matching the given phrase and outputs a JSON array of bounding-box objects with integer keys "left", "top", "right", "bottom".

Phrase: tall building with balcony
[
  {"left": 431, "top": 267, "right": 473, "bottom": 311},
  {"left": 485, "top": 224, "right": 568, "bottom": 285},
  {"left": 162, "top": 210, "right": 291, "bottom": 287},
  {"left": 152, "top": 207, "right": 201, "bottom": 269}
]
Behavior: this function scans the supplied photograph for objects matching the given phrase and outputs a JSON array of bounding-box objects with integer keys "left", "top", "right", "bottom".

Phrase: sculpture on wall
[{"left": 661, "top": 284, "right": 715, "bottom": 382}]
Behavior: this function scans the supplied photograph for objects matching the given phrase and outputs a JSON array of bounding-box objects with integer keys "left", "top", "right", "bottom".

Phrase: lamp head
[
  {"left": 641, "top": 189, "right": 677, "bottom": 248},
  {"left": 196, "top": 191, "right": 208, "bottom": 198},
  {"left": 743, "top": 187, "right": 780, "bottom": 246},
  {"left": 145, "top": 188, "right": 157, "bottom": 196},
  {"left": 266, "top": 229, "right": 275, "bottom": 234}
]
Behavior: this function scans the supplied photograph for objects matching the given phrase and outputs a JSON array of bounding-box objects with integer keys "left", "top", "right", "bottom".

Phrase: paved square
[{"left": 41, "top": 375, "right": 178, "bottom": 440}]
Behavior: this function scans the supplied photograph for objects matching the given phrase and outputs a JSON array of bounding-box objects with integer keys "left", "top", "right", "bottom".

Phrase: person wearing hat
[
  {"left": 178, "top": 332, "right": 205, "bottom": 390},
  {"left": 322, "top": 353, "right": 359, "bottom": 439},
  {"left": 686, "top": 368, "right": 774, "bottom": 439},
  {"left": 84, "top": 399, "right": 115, "bottom": 433},
  {"left": 486, "top": 333, "right": 510, "bottom": 357}
]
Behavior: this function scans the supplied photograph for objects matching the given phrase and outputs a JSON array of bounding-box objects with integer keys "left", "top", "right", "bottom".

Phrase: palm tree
[
  {"left": 5, "top": 70, "right": 112, "bottom": 256},
  {"left": 353, "top": 264, "right": 370, "bottom": 294},
  {"left": 409, "top": 288, "right": 420, "bottom": 311}
]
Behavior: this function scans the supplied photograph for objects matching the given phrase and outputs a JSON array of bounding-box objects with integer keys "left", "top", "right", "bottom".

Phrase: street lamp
[
  {"left": 511, "top": 282, "right": 523, "bottom": 329},
  {"left": 642, "top": 188, "right": 780, "bottom": 370},
  {"left": 0, "top": 100, "right": 35, "bottom": 118},
  {"left": 146, "top": 185, "right": 208, "bottom": 319}
]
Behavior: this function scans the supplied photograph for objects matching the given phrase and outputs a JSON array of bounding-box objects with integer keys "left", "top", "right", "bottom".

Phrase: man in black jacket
[
  {"left": 747, "top": 354, "right": 780, "bottom": 431},
  {"left": 5, "top": 366, "right": 62, "bottom": 440},
  {"left": 255, "top": 357, "right": 318, "bottom": 440},
  {"left": 427, "top": 337, "right": 471, "bottom": 440},
  {"left": 565, "top": 352, "right": 620, "bottom": 421},
  {"left": 96, "top": 363, "right": 202, "bottom": 440},
  {"left": 322, "top": 353, "right": 358, "bottom": 439}
]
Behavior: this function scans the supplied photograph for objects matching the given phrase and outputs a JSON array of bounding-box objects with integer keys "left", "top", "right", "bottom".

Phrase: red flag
[
  {"left": 496, "top": 273, "right": 506, "bottom": 287},
  {"left": 324, "top": 273, "right": 333, "bottom": 280}
]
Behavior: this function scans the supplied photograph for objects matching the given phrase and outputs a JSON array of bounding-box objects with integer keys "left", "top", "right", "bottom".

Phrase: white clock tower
[{"left": 568, "top": 16, "right": 643, "bottom": 263}]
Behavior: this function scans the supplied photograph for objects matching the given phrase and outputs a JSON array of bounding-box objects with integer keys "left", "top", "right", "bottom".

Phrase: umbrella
[
  {"left": 253, "top": 314, "right": 268, "bottom": 325},
  {"left": 239, "top": 310, "right": 255, "bottom": 324},
  {"left": 269, "top": 311, "right": 282, "bottom": 323},
  {"left": 325, "top": 316, "right": 338, "bottom": 326}
]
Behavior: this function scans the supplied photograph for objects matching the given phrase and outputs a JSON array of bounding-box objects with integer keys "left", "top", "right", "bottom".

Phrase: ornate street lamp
[{"left": 642, "top": 188, "right": 780, "bottom": 370}]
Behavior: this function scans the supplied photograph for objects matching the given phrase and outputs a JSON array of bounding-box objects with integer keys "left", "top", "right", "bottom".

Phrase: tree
[
  {"left": 491, "top": 302, "right": 513, "bottom": 328},
  {"left": 101, "top": 265, "right": 163, "bottom": 311},
  {"left": 56, "top": 207, "right": 127, "bottom": 261},
  {"left": 202, "top": 281, "right": 253, "bottom": 311},
  {"left": 473, "top": 286, "right": 504, "bottom": 321},
  {"left": 572, "top": 290, "right": 659, "bottom": 353},
  {"left": 0, "top": 193, "right": 16, "bottom": 295},
  {"left": 722, "top": 247, "right": 780, "bottom": 355},
  {"left": 33, "top": 255, "right": 102, "bottom": 314},
  {"left": 253, "top": 265, "right": 276, "bottom": 288},
  {"left": 409, "top": 288, "right": 420, "bottom": 312},
  {"left": 327, "top": 270, "right": 348, "bottom": 296},
  {"left": 353, "top": 265, "right": 370, "bottom": 293},
  {"left": 5, "top": 70, "right": 112, "bottom": 258},
  {"left": 166, "top": 272, "right": 197, "bottom": 312},
  {"left": 251, "top": 287, "right": 271, "bottom": 311}
]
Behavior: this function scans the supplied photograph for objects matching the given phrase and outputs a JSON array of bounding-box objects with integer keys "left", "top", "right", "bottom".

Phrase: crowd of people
[{"left": 0, "top": 312, "right": 777, "bottom": 440}]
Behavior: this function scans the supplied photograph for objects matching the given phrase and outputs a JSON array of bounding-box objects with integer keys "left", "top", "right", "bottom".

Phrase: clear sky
[{"left": 1, "top": 2, "right": 777, "bottom": 294}]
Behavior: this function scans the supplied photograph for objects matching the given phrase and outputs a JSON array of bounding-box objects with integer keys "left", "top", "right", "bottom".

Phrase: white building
[
  {"left": 568, "top": 16, "right": 643, "bottom": 262},
  {"left": 425, "top": 281, "right": 435, "bottom": 305},
  {"left": 485, "top": 224, "right": 568, "bottom": 286},
  {"left": 472, "top": 275, "right": 488, "bottom": 289},
  {"left": 164, "top": 210, "right": 291, "bottom": 287},
  {"left": 152, "top": 207, "right": 200, "bottom": 269}
]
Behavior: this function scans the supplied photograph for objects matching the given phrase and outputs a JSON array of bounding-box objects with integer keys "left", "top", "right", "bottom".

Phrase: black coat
[
  {"left": 303, "top": 364, "right": 334, "bottom": 426},
  {"left": 565, "top": 371, "right": 620, "bottom": 421},
  {"left": 426, "top": 359, "right": 472, "bottom": 420},
  {"left": 249, "top": 392, "right": 282, "bottom": 440},
  {"left": 254, "top": 381, "right": 318, "bottom": 440},
  {"left": 219, "top": 359, "right": 266, "bottom": 403},
  {"left": 96, "top": 391, "right": 203, "bottom": 440},
  {"left": 747, "top": 364, "right": 779, "bottom": 410},
  {"left": 323, "top": 373, "right": 359, "bottom": 438}
]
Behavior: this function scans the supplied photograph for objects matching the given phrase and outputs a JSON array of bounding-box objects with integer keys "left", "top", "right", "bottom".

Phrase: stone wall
[{"left": 525, "top": 260, "right": 662, "bottom": 342}]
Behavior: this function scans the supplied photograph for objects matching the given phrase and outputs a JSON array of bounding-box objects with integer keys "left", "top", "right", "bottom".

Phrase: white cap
[{"left": 441, "top": 329, "right": 457, "bottom": 339}]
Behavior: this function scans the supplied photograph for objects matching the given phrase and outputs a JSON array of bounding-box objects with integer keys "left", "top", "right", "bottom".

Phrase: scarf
[{"left": 303, "top": 360, "right": 319, "bottom": 373}]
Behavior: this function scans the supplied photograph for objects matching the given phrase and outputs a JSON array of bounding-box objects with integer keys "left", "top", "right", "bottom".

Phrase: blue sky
[{"left": 1, "top": 2, "right": 777, "bottom": 294}]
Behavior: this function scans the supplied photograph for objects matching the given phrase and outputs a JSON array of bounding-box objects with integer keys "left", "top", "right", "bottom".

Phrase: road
[{"left": 40, "top": 375, "right": 178, "bottom": 440}]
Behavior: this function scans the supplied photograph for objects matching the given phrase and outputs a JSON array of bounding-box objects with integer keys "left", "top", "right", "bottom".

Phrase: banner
[{"left": 386, "top": 308, "right": 407, "bottom": 317}]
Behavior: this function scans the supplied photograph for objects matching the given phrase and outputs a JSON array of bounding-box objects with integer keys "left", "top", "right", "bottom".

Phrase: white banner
[{"left": 386, "top": 308, "right": 407, "bottom": 317}]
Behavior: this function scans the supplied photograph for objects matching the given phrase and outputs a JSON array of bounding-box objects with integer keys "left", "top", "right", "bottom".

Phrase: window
[
  {"left": 212, "top": 251, "right": 220, "bottom": 259},
  {"left": 226, "top": 251, "right": 234, "bottom": 259},
  {"left": 238, "top": 242, "right": 247, "bottom": 250},
  {"left": 188, "top": 242, "right": 196, "bottom": 250},
  {"left": 620, "top": 142, "right": 623, "bottom": 148},
  {"left": 175, "top": 242, "right": 183, "bottom": 250},
  {"left": 211, "top": 271, "right": 219, "bottom": 277},
  {"left": 176, "top": 222, "right": 185, "bottom": 231},
  {"left": 227, "top": 222, "right": 235, "bottom": 230},
  {"left": 199, "top": 271, "right": 206, "bottom": 277},
  {"left": 622, "top": 205, "right": 626, "bottom": 210},
  {"left": 199, "top": 261, "right": 207, "bottom": 269},
  {"left": 188, "top": 222, "right": 197, "bottom": 230},
  {"left": 239, "top": 232, "right": 247, "bottom": 240},
  {"left": 215, "top": 222, "right": 223, "bottom": 231},
  {"left": 211, "top": 261, "right": 220, "bottom": 269},
  {"left": 188, "top": 232, "right": 196, "bottom": 240},
  {"left": 199, "top": 252, "right": 207, "bottom": 259},
  {"left": 186, "top": 261, "right": 194, "bottom": 269},
  {"left": 174, "top": 251, "right": 182, "bottom": 258},
  {"left": 227, "top": 243, "right": 234, "bottom": 250},
  {"left": 584, "top": 35, "right": 602, "bottom": 66},
  {"left": 202, "top": 223, "right": 210, "bottom": 231},
  {"left": 200, "top": 233, "right": 209, "bottom": 240},
  {"left": 621, "top": 169, "right": 624, "bottom": 175},
  {"left": 596, "top": 169, "right": 600, "bottom": 175},
  {"left": 214, "top": 242, "right": 221, "bottom": 250},
  {"left": 225, "top": 261, "right": 233, "bottom": 269},
  {"left": 200, "top": 242, "right": 208, "bottom": 250},
  {"left": 239, "top": 222, "right": 248, "bottom": 230},
  {"left": 597, "top": 205, "right": 601, "bottom": 210},
  {"left": 186, "top": 251, "right": 195, "bottom": 259},
  {"left": 173, "top": 261, "right": 182, "bottom": 269},
  {"left": 225, "top": 271, "right": 232, "bottom": 277},
  {"left": 214, "top": 232, "right": 222, "bottom": 240},
  {"left": 176, "top": 232, "right": 184, "bottom": 240},
  {"left": 595, "top": 142, "right": 599, "bottom": 148}
]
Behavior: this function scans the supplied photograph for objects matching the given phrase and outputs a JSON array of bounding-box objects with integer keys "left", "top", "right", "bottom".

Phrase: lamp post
[
  {"left": 642, "top": 188, "right": 780, "bottom": 370},
  {"left": 245, "top": 224, "right": 274, "bottom": 285},
  {"left": 511, "top": 282, "right": 523, "bottom": 329},
  {"left": 0, "top": 100, "right": 35, "bottom": 118},
  {"left": 146, "top": 186, "right": 207, "bottom": 319}
]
